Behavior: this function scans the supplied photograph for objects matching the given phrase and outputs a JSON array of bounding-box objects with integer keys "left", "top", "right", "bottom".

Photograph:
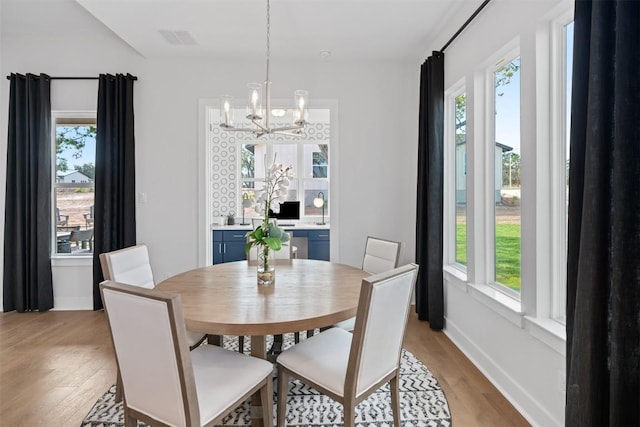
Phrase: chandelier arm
[
  {"left": 269, "top": 125, "right": 304, "bottom": 133},
  {"left": 219, "top": 124, "right": 260, "bottom": 133},
  {"left": 252, "top": 118, "right": 270, "bottom": 133}
]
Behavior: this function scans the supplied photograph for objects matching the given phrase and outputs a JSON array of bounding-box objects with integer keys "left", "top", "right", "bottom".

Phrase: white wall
[
  {"left": 427, "top": 0, "right": 571, "bottom": 426},
  {"left": 0, "top": 2, "right": 418, "bottom": 309}
]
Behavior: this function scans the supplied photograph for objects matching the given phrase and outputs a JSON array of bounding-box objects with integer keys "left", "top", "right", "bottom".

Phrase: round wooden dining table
[{"left": 156, "top": 259, "right": 369, "bottom": 427}]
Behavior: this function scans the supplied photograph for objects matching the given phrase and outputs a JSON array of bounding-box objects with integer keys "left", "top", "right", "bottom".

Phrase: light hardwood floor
[{"left": 0, "top": 308, "right": 530, "bottom": 426}]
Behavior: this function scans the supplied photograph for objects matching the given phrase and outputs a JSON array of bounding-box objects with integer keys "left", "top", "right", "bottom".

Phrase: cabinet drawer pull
[
  {"left": 318, "top": 234, "right": 329, "bottom": 237},
  {"left": 232, "top": 234, "right": 244, "bottom": 238}
]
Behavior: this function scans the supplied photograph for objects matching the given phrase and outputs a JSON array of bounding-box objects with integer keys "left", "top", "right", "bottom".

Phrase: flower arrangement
[{"left": 245, "top": 158, "right": 294, "bottom": 284}]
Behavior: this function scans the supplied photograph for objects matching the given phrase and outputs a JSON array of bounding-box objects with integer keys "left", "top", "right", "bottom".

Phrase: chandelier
[{"left": 220, "top": 0, "right": 308, "bottom": 138}]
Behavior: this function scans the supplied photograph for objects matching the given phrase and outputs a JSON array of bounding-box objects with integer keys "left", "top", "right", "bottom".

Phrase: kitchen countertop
[{"left": 211, "top": 222, "right": 330, "bottom": 231}]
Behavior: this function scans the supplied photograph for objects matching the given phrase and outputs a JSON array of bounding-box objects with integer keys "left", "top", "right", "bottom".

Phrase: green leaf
[
  {"left": 244, "top": 242, "right": 254, "bottom": 255},
  {"left": 263, "top": 237, "right": 282, "bottom": 251}
]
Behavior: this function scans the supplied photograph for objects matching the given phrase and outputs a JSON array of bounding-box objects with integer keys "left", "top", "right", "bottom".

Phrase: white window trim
[
  {"left": 533, "top": 8, "right": 573, "bottom": 328},
  {"left": 484, "top": 41, "right": 522, "bottom": 299},
  {"left": 51, "top": 111, "right": 96, "bottom": 259},
  {"left": 444, "top": 78, "right": 467, "bottom": 276},
  {"left": 549, "top": 10, "right": 573, "bottom": 324}
]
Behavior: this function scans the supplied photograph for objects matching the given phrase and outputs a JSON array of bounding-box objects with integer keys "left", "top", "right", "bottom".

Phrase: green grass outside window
[{"left": 455, "top": 223, "right": 521, "bottom": 291}]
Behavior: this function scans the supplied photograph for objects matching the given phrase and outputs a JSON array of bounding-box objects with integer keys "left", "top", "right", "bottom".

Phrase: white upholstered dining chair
[
  {"left": 332, "top": 236, "right": 402, "bottom": 332},
  {"left": 100, "top": 281, "right": 274, "bottom": 427},
  {"left": 100, "top": 244, "right": 207, "bottom": 401},
  {"left": 276, "top": 263, "right": 419, "bottom": 427}
]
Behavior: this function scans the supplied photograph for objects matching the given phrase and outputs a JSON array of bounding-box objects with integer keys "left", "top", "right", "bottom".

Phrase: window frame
[
  {"left": 548, "top": 11, "right": 574, "bottom": 324},
  {"left": 444, "top": 79, "right": 468, "bottom": 274},
  {"left": 51, "top": 111, "right": 97, "bottom": 257},
  {"left": 485, "top": 46, "right": 522, "bottom": 299},
  {"left": 236, "top": 115, "right": 331, "bottom": 223}
]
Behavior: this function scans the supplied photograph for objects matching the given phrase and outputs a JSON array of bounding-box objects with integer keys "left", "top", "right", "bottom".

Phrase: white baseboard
[
  {"left": 444, "top": 317, "right": 563, "bottom": 427},
  {"left": 52, "top": 297, "right": 93, "bottom": 311}
]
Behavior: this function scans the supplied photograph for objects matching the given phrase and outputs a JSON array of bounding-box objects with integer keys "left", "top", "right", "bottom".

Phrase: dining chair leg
[
  {"left": 207, "top": 334, "right": 222, "bottom": 346},
  {"left": 270, "top": 334, "right": 283, "bottom": 355},
  {"left": 390, "top": 374, "right": 401, "bottom": 426},
  {"left": 239, "top": 335, "right": 244, "bottom": 353},
  {"left": 277, "top": 366, "right": 289, "bottom": 427},
  {"left": 114, "top": 369, "right": 123, "bottom": 402},
  {"left": 294, "top": 331, "right": 300, "bottom": 343},
  {"left": 343, "top": 398, "right": 355, "bottom": 427},
  {"left": 260, "top": 377, "right": 274, "bottom": 427},
  {"left": 124, "top": 411, "right": 136, "bottom": 427}
]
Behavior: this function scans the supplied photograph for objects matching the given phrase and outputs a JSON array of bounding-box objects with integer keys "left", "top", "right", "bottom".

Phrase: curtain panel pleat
[
  {"left": 415, "top": 52, "right": 445, "bottom": 330},
  {"left": 92, "top": 73, "right": 137, "bottom": 310},
  {"left": 565, "top": 0, "right": 640, "bottom": 425},
  {"left": 3, "top": 73, "right": 54, "bottom": 312}
]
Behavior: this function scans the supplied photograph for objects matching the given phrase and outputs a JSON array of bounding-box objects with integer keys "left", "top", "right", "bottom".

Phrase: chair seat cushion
[
  {"left": 191, "top": 345, "right": 273, "bottom": 424},
  {"left": 276, "top": 328, "right": 352, "bottom": 397}
]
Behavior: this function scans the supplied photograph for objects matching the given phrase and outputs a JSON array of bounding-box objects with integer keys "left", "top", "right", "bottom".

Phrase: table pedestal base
[{"left": 251, "top": 336, "right": 267, "bottom": 427}]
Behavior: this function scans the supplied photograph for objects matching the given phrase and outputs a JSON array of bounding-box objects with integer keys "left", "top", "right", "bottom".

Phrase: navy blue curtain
[
  {"left": 92, "top": 73, "right": 137, "bottom": 310},
  {"left": 415, "top": 51, "right": 445, "bottom": 330},
  {"left": 565, "top": 0, "right": 640, "bottom": 425},
  {"left": 3, "top": 73, "right": 54, "bottom": 312}
]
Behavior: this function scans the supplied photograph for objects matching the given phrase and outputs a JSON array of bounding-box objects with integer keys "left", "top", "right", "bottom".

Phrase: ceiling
[{"left": 32, "top": 0, "right": 470, "bottom": 62}]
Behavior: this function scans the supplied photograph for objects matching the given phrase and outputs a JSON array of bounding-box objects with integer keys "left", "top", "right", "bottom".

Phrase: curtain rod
[
  {"left": 5, "top": 75, "right": 138, "bottom": 80},
  {"left": 440, "top": 0, "right": 492, "bottom": 52}
]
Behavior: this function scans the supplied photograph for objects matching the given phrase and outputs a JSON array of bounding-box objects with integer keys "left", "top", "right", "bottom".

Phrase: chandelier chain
[
  {"left": 266, "top": 0, "right": 271, "bottom": 78},
  {"left": 220, "top": 0, "right": 307, "bottom": 137}
]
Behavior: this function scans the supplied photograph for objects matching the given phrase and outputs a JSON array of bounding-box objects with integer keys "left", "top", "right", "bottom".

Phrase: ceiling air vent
[{"left": 158, "top": 30, "right": 198, "bottom": 46}]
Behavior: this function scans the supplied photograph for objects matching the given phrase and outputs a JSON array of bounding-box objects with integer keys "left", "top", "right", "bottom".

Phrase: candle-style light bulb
[
  {"left": 294, "top": 90, "right": 308, "bottom": 125},
  {"left": 224, "top": 100, "right": 230, "bottom": 125},
  {"left": 220, "top": 95, "right": 234, "bottom": 128},
  {"left": 251, "top": 90, "right": 259, "bottom": 115}
]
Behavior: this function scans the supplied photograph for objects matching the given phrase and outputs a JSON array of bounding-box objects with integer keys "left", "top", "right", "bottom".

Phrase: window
[
  {"left": 239, "top": 141, "right": 329, "bottom": 220},
  {"left": 492, "top": 55, "right": 521, "bottom": 295},
  {"left": 234, "top": 110, "right": 330, "bottom": 222},
  {"left": 53, "top": 113, "right": 96, "bottom": 255},
  {"left": 455, "top": 92, "right": 467, "bottom": 266},
  {"left": 550, "top": 19, "right": 573, "bottom": 323},
  {"left": 445, "top": 81, "right": 468, "bottom": 270}
]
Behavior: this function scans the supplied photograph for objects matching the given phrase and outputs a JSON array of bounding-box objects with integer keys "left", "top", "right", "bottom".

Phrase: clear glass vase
[{"left": 257, "top": 244, "right": 275, "bottom": 286}]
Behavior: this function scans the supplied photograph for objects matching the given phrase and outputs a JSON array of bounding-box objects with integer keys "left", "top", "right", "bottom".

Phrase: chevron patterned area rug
[{"left": 82, "top": 334, "right": 451, "bottom": 427}]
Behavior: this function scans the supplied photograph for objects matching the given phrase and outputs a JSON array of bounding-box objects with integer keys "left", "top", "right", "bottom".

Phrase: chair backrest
[
  {"left": 70, "top": 228, "right": 94, "bottom": 242},
  {"left": 100, "top": 281, "right": 199, "bottom": 426},
  {"left": 346, "top": 263, "right": 418, "bottom": 397},
  {"left": 99, "top": 245, "right": 155, "bottom": 289},
  {"left": 362, "top": 236, "right": 401, "bottom": 274}
]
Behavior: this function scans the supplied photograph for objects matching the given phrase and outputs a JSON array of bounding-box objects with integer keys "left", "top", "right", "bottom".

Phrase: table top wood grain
[{"left": 156, "top": 259, "right": 368, "bottom": 337}]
